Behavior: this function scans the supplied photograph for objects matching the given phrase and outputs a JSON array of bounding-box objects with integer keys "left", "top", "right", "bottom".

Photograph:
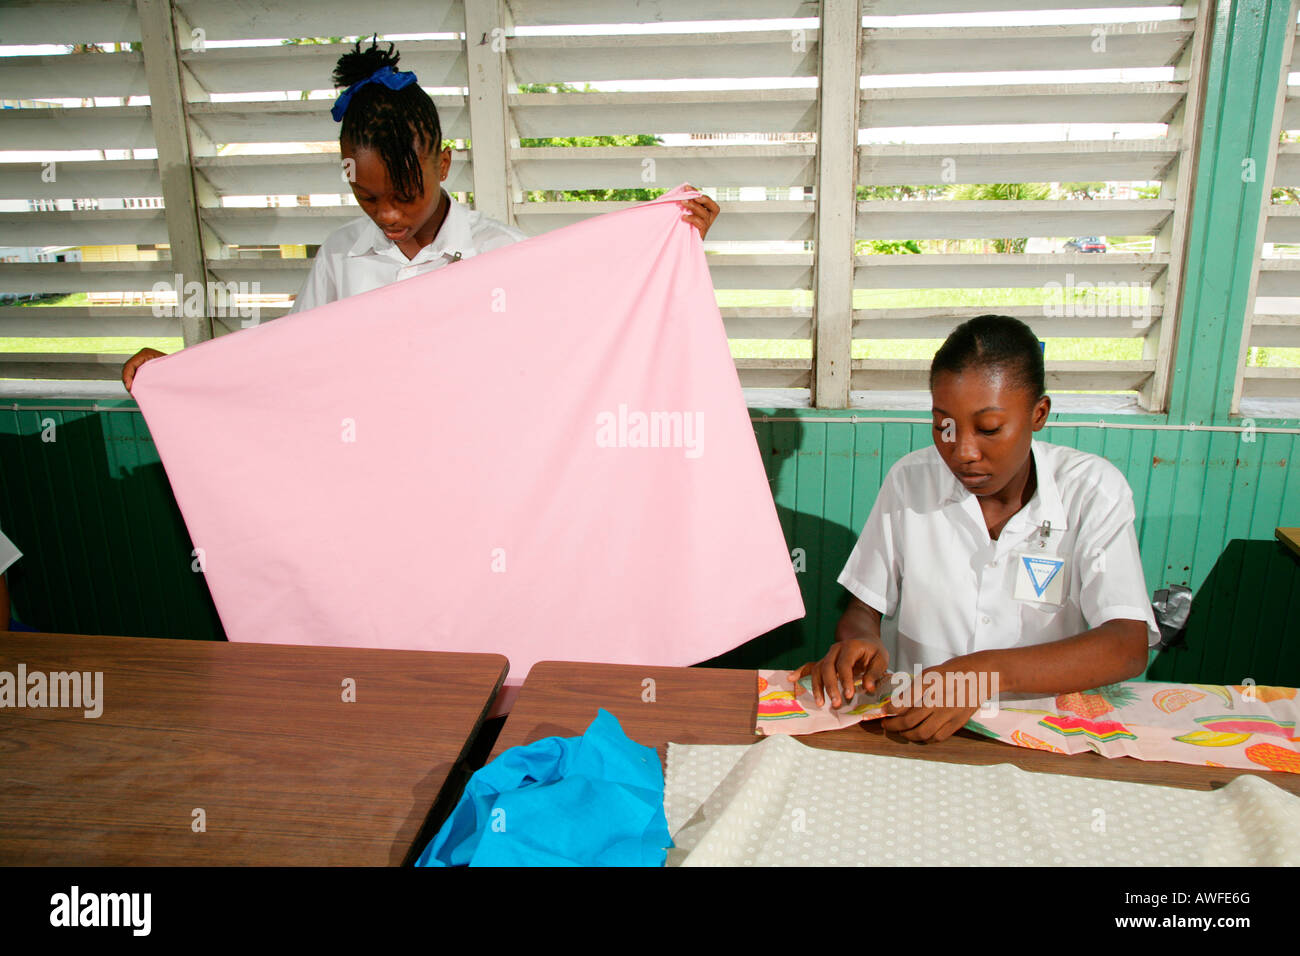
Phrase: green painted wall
[
  {"left": 0, "top": 402, "right": 223, "bottom": 642},
  {"left": 1, "top": 0, "right": 1298, "bottom": 684},
  {"left": 702, "top": 412, "right": 1300, "bottom": 687},
  {"left": 2, "top": 404, "right": 1297, "bottom": 683}
]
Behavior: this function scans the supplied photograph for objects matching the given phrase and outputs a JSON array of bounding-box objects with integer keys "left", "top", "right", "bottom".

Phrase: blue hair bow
[{"left": 331, "top": 65, "right": 420, "bottom": 122}]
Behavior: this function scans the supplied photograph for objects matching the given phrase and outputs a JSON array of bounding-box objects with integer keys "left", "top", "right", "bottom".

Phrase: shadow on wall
[
  {"left": 699, "top": 415, "right": 862, "bottom": 672},
  {"left": 700, "top": 498, "right": 861, "bottom": 672},
  {"left": 9, "top": 409, "right": 1292, "bottom": 685},
  {"left": 0, "top": 408, "right": 224, "bottom": 640},
  {"left": 1147, "top": 538, "right": 1300, "bottom": 687},
  {"left": 712, "top": 530, "right": 1300, "bottom": 685},
  {"left": 700, "top": 417, "right": 1300, "bottom": 687}
]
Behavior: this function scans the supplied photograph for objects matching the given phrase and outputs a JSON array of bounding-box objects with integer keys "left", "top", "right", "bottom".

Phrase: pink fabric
[{"left": 132, "top": 185, "right": 804, "bottom": 684}]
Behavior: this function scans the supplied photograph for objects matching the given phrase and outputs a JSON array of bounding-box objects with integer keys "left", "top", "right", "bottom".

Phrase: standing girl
[{"left": 123, "top": 36, "right": 719, "bottom": 389}]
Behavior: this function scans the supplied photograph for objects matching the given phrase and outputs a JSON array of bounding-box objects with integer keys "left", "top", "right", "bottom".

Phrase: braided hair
[
  {"left": 930, "top": 314, "right": 1046, "bottom": 401},
  {"left": 333, "top": 36, "right": 443, "bottom": 201}
]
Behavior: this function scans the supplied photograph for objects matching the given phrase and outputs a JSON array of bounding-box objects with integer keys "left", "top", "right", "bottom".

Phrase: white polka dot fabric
[{"left": 664, "top": 735, "right": 1300, "bottom": 866}]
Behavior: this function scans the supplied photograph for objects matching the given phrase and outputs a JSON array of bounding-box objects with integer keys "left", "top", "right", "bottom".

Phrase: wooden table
[
  {"left": 492, "top": 660, "right": 1300, "bottom": 797},
  {"left": 1277, "top": 527, "right": 1300, "bottom": 560},
  {"left": 0, "top": 632, "right": 506, "bottom": 865}
]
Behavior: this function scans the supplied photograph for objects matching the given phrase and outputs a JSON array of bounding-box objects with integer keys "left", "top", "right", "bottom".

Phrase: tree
[
  {"left": 516, "top": 83, "right": 663, "bottom": 202},
  {"left": 856, "top": 184, "right": 945, "bottom": 201},
  {"left": 945, "top": 181, "right": 1051, "bottom": 253},
  {"left": 1058, "top": 181, "right": 1107, "bottom": 200},
  {"left": 854, "top": 238, "right": 921, "bottom": 255}
]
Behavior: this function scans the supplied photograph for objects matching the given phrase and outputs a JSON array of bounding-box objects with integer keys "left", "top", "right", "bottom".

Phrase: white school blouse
[
  {"left": 837, "top": 439, "right": 1160, "bottom": 675},
  {"left": 289, "top": 192, "right": 527, "bottom": 314}
]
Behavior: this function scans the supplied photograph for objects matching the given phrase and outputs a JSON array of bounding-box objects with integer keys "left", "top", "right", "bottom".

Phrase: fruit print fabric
[
  {"left": 755, "top": 670, "right": 896, "bottom": 735},
  {"left": 994, "top": 681, "right": 1300, "bottom": 774},
  {"left": 755, "top": 670, "right": 1300, "bottom": 775}
]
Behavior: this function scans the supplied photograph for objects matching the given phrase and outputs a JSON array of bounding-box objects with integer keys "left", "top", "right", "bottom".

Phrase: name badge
[{"left": 1014, "top": 552, "right": 1066, "bottom": 606}]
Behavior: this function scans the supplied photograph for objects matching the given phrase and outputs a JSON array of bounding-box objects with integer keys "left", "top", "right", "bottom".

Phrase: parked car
[{"left": 1063, "top": 236, "right": 1107, "bottom": 253}]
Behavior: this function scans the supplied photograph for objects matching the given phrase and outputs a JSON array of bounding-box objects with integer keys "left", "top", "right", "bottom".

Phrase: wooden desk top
[
  {"left": 0, "top": 632, "right": 507, "bottom": 865},
  {"left": 492, "top": 660, "right": 1300, "bottom": 797},
  {"left": 1277, "top": 527, "right": 1300, "bottom": 559}
]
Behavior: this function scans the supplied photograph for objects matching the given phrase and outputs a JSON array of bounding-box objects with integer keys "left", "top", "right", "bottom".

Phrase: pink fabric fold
[{"left": 132, "top": 184, "right": 805, "bottom": 685}]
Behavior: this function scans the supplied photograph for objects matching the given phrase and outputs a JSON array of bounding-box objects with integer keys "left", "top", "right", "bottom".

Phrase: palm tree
[{"left": 945, "top": 182, "right": 1051, "bottom": 253}]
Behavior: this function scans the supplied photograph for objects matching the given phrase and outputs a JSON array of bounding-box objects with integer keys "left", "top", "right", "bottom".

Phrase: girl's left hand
[
  {"left": 880, "top": 658, "right": 992, "bottom": 743},
  {"left": 679, "top": 185, "right": 720, "bottom": 238}
]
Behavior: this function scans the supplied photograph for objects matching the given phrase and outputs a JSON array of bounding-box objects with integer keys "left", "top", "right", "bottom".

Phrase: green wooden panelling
[
  {"left": 1173, "top": 0, "right": 1296, "bottom": 424},
  {"left": 2, "top": 406, "right": 1295, "bottom": 678},
  {"left": 730, "top": 417, "right": 1298, "bottom": 682},
  {"left": 1147, "top": 538, "right": 1300, "bottom": 685},
  {"left": 0, "top": 403, "right": 223, "bottom": 641},
  {"left": 4, "top": 0, "right": 1300, "bottom": 682}
]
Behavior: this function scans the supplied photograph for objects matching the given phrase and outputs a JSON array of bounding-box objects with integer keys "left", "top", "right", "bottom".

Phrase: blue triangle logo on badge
[{"left": 1022, "top": 556, "right": 1064, "bottom": 597}]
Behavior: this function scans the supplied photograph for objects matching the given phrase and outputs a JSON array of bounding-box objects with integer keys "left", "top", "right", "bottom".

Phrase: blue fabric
[
  {"left": 7, "top": 618, "right": 35, "bottom": 632},
  {"left": 331, "top": 65, "right": 420, "bottom": 122},
  {"left": 415, "top": 708, "right": 671, "bottom": 867}
]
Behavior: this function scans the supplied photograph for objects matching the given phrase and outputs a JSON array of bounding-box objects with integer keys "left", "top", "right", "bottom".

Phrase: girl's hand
[
  {"left": 881, "top": 657, "right": 991, "bottom": 743},
  {"left": 790, "top": 636, "right": 889, "bottom": 710},
  {"left": 679, "top": 185, "right": 720, "bottom": 238},
  {"left": 121, "top": 347, "right": 167, "bottom": 393}
]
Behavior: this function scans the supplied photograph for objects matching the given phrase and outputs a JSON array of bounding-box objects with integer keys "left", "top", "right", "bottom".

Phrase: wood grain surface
[
  {"left": 491, "top": 660, "right": 1300, "bottom": 796},
  {"left": 0, "top": 632, "right": 507, "bottom": 865}
]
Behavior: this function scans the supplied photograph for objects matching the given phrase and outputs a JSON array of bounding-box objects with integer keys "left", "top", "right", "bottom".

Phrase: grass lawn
[{"left": 3, "top": 290, "right": 1297, "bottom": 368}]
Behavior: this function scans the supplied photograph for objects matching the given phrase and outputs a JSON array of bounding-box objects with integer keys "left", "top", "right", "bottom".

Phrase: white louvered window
[
  {"left": 503, "top": 3, "right": 819, "bottom": 399},
  {"left": 1, "top": 2, "right": 172, "bottom": 390},
  {"left": 849, "top": 1, "right": 1213, "bottom": 412},
  {"left": 1234, "top": 2, "right": 1300, "bottom": 418},
  {"left": 0, "top": 1, "right": 1220, "bottom": 409}
]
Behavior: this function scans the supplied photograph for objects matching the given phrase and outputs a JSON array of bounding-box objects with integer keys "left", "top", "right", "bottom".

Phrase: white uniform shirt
[
  {"left": 0, "top": 527, "right": 20, "bottom": 576},
  {"left": 289, "top": 192, "right": 527, "bottom": 314},
  {"left": 838, "top": 439, "right": 1160, "bottom": 676}
]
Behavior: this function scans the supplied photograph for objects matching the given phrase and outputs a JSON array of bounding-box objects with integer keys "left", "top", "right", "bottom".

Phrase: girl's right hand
[
  {"left": 790, "top": 636, "right": 889, "bottom": 709},
  {"left": 122, "top": 348, "right": 167, "bottom": 392}
]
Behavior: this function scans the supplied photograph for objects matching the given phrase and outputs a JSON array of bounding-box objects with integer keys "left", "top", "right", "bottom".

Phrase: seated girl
[{"left": 794, "top": 314, "right": 1159, "bottom": 742}]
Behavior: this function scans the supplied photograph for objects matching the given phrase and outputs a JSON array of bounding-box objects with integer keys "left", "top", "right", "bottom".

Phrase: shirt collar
[
  {"left": 347, "top": 190, "right": 475, "bottom": 263},
  {"left": 941, "top": 439, "right": 1068, "bottom": 532}
]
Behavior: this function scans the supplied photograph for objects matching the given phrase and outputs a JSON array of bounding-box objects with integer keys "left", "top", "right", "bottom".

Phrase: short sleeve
[
  {"left": 477, "top": 226, "right": 527, "bottom": 254},
  {"left": 1077, "top": 481, "right": 1160, "bottom": 646},
  {"left": 836, "top": 468, "right": 904, "bottom": 617},
  {"left": 287, "top": 248, "right": 336, "bottom": 315},
  {"left": 0, "top": 528, "right": 21, "bottom": 576}
]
